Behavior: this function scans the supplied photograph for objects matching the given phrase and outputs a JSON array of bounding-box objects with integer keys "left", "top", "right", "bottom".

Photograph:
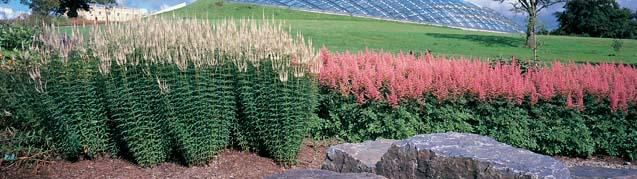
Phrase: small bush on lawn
[{"left": 316, "top": 49, "right": 637, "bottom": 160}]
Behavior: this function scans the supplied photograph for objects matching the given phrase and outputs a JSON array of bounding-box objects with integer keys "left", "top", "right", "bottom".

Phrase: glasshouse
[{"left": 231, "top": 0, "right": 523, "bottom": 32}]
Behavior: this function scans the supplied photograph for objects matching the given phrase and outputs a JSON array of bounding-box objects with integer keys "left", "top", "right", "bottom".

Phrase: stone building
[{"left": 77, "top": 5, "right": 147, "bottom": 22}]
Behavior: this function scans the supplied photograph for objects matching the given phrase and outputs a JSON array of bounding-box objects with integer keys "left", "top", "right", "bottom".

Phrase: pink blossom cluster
[{"left": 318, "top": 49, "right": 637, "bottom": 111}]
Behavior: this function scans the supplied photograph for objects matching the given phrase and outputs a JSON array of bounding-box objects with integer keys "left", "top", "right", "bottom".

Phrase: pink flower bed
[{"left": 318, "top": 49, "right": 637, "bottom": 111}]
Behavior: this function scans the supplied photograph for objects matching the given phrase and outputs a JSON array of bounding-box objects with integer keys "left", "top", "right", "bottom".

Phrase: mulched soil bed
[
  {"left": 3, "top": 138, "right": 636, "bottom": 179},
  {"left": 555, "top": 156, "right": 636, "bottom": 169},
  {"left": 1, "top": 139, "right": 339, "bottom": 179}
]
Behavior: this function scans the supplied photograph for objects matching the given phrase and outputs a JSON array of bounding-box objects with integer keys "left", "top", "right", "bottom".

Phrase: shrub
[
  {"left": 317, "top": 49, "right": 637, "bottom": 160},
  {"left": 0, "top": 60, "right": 52, "bottom": 160},
  {"left": 104, "top": 63, "right": 171, "bottom": 166},
  {"left": 0, "top": 24, "right": 37, "bottom": 51},
  {"left": 235, "top": 59, "right": 318, "bottom": 165},
  {"left": 611, "top": 39, "right": 624, "bottom": 56},
  {"left": 3, "top": 17, "right": 319, "bottom": 166},
  {"left": 319, "top": 49, "right": 637, "bottom": 111},
  {"left": 43, "top": 58, "right": 114, "bottom": 160}
]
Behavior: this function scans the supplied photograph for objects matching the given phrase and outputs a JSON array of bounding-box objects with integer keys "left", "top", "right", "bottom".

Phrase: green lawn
[{"left": 168, "top": 0, "right": 636, "bottom": 63}]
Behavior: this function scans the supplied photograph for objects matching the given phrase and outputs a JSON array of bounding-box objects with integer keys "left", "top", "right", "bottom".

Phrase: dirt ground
[
  {"left": 0, "top": 139, "right": 338, "bottom": 179},
  {"left": 3, "top": 139, "right": 636, "bottom": 179},
  {"left": 555, "top": 156, "right": 636, "bottom": 169}
]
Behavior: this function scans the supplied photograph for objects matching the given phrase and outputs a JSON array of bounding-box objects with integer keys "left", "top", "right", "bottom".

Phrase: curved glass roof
[{"left": 230, "top": 0, "right": 522, "bottom": 33}]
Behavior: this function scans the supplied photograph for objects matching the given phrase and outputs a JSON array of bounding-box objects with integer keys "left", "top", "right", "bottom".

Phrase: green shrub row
[
  {"left": 1, "top": 57, "right": 317, "bottom": 166},
  {"left": 44, "top": 58, "right": 115, "bottom": 159},
  {"left": 235, "top": 61, "right": 318, "bottom": 165},
  {"left": 0, "top": 24, "right": 37, "bottom": 51},
  {"left": 312, "top": 89, "right": 637, "bottom": 160},
  {"left": 0, "top": 65, "right": 52, "bottom": 157}
]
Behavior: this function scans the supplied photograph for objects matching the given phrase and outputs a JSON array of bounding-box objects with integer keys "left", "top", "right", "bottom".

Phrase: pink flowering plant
[
  {"left": 319, "top": 49, "right": 636, "bottom": 111},
  {"left": 314, "top": 48, "right": 637, "bottom": 160}
]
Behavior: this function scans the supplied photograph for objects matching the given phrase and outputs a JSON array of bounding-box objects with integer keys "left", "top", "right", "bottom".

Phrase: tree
[
  {"left": 56, "top": 0, "right": 91, "bottom": 17},
  {"left": 494, "top": 0, "right": 566, "bottom": 49},
  {"left": 632, "top": 10, "right": 637, "bottom": 30},
  {"left": 537, "top": 22, "right": 549, "bottom": 35},
  {"left": 3, "top": 0, "right": 115, "bottom": 17},
  {"left": 554, "top": 0, "right": 635, "bottom": 39},
  {"left": 20, "top": 0, "right": 59, "bottom": 16}
]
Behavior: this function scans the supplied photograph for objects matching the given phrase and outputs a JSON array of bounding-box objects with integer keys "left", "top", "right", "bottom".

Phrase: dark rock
[
  {"left": 570, "top": 166, "right": 637, "bottom": 179},
  {"left": 376, "top": 132, "right": 571, "bottom": 179},
  {"left": 322, "top": 139, "right": 396, "bottom": 173},
  {"left": 261, "top": 169, "right": 387, "bottom": 179}
]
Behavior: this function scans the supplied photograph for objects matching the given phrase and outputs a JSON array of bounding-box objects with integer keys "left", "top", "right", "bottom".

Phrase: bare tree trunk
[{"left": 526, "top": 11, "right": 537, "bottom": 49}]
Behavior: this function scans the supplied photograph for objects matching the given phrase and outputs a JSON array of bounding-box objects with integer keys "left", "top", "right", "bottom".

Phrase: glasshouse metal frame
[{"left": 231, "top": 0, "right": 523, "bottom": 33}]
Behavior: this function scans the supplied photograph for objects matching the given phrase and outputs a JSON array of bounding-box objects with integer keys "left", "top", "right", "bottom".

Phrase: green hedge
[
  {"left": 0, "top": 24, "right": 37, "bottom": 51},
  {"left": 44, "top": 58, "right": 115, "bottom": 159},
  {"left": 105, "top": 63, "right": 171, "bottom": 166},
  {"left": 1, "top": 56, "right": 317, "bottom": 166},
  {"left": 0, "top": 64, "right": 52, "bottom": 157},
  {"left": 235, "top": 61, "right": 317, "bottom": 165},
  {"left": 313, "top": 89, "right": 637, "bottom": 160}
]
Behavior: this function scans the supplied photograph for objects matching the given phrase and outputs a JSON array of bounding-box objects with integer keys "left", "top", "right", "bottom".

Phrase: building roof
[{"left": 231, "top": 0, "right": 522, "bottom": 33}]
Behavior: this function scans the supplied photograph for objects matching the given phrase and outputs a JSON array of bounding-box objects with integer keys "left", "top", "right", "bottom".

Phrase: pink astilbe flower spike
[{"left": 318, "top": 49, "right": 637, "bottom": 110}]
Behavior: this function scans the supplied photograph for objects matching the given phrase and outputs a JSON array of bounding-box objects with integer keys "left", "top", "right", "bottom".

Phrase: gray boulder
[
  {"left": 376, "top": 132, "right": 571, "bottom": 179},
  {"left": 261, "top": 169, "right": 387, "bottom": 179},
  {"left": 322, "top": 139, "right": 396, "bottom": 173}
]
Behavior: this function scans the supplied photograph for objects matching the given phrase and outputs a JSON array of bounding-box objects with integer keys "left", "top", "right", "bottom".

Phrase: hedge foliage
[
  {"left": 314, "top": 87, "right": 637, "bottom": 160},
  {"left": 2, "top": 58, "right": 317, "bottom": 166},
  {"left": 236, "top": 61, "right": 318, "bottom": 165},
  {"left": 0, "top": 24, "right": 37, "bottom": 51},
  {"left": 2, "top": 17, "right": 319, "bottom": 166},
  {"left": 315, "top": 49, "right": 637, "bottom": 160},
  {"left": 3, "top": 17, "right": 636, "bottom": 168},
  {"left": 44, "top": 58, "right": 115, "bottom": 159},
  {"left": 0, "top": 62, "right": 52, "bottom": 157}
]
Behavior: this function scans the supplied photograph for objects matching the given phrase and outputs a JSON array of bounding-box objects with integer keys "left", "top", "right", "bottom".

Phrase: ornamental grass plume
[
  {"left": 20, "top": 17, "right": 320, "bottom": 166},
  {"left": 35, "top": 17, "right": 319, "bottom": 80},
  {"left": 319, "top": 49, "right": 637, "bottom": 111}
]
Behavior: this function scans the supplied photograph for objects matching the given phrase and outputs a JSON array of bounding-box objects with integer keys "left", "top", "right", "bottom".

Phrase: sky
[
  {"left": 0, "top": 0, "right": 197, "bottom": 19},
  {"left": 1, "top": 0, "right": 637, "bottom": 29},
  {"left": 466, "top": 0, "right": 637, "bottom": 29}
]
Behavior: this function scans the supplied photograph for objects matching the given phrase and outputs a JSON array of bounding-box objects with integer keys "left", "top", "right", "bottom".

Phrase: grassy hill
[{"left": 167, "top": 0, "right": 637, "bottom": 63}]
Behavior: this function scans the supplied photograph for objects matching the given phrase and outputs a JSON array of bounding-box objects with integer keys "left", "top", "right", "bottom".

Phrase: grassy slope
[{"left": 170, "top": 0, "right": 637, "bottom": 63}]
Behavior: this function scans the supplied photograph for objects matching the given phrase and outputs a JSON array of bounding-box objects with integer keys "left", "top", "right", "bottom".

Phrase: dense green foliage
[
  {"left": 0, "top": 24, "right": 37, "bottom": 51},
  {"left": 554, "top": 0, "right": 637, "bottom": 39},
  {"left": 44, "top": 58, "right": 114, "bottom": 159},
  {"left": 313, "top": 90, "right": 637, "bottom": 160},
  {"left": 0, "top": 63, "right": 53, "bottom": 159},
  {"left": 235, "top": 61, "right": 318, "bottom": 165},
  {"left": 168, "top": 0, "right": 637, "bottom": 63},
  {"left": 1, "top": 55, "right": 317, "bottom": 166},
  {"left": 105, "top": 63, "right": 172, "bottom": 166},
  {"left": 161, "top": 62, "right": 235, "bottom": 166}
]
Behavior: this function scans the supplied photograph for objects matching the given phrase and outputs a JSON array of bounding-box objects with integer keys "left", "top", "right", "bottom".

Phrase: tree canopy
[
  {"left": 493, "top": 0, "right": 566, "bottom": 49},
  {"left": 20, "top": 0, "right": 59, "bottom": 16},
  {"left": 2, "top": 0, "right": 116, "bottom": 17},
  {"left": 554, "top": 0, "right": 637, "bottom": 39}
]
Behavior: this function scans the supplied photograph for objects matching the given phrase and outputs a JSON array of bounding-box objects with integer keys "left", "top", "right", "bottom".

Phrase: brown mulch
[
  {"left": 4, "top": 138, "right": 636, "bottom": 179},
  {"left": 555, "top": 156, "right": 637, "bottom": 169},
  {"left": 0, "top": 139, "right": 341, "bottom": 179}
]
